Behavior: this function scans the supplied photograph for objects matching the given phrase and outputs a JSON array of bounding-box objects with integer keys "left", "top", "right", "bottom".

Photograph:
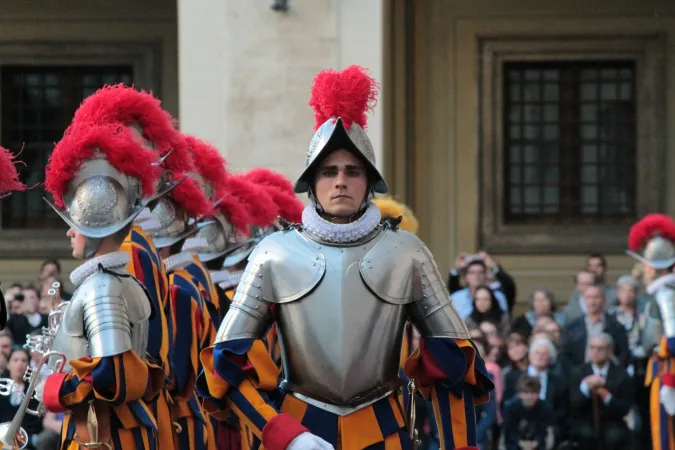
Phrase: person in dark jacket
[
  {"left": 503, "top": 375, "right": 550, "bottom": 450},
  {"left": 569, "top": 333, "right": 632, "bottom": 450}
]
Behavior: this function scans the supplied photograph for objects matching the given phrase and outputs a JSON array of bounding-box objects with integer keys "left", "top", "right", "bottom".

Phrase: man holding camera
[{"left": 449, "top": 252, "right": 515, "bottom": 319}]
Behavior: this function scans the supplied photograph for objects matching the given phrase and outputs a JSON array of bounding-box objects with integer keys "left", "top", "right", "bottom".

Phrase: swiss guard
[
  {"left": 627, "top": 214, "right": 675, "bottom": 450},
  {"left": 197, "top": 65, "right": 492, "bottom": 450}
]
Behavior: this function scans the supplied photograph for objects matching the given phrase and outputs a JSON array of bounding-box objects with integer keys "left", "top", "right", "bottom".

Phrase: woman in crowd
[
  {"left": 0, "top": 348, "right": 44, "bottom": 449},
  {"left": 510, "top": 288, "right": 565, "bottom": 339},
  {"left": 465, "top": 285, "right": 511, "bottom": 336}
]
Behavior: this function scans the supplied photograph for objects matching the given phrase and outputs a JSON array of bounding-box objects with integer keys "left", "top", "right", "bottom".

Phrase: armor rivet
[
  {"left": 369, "top": 266, "right": 373, "bottom": 269},
  {"left": 256, "top": 284, "right": 261, "bottom": 288},
  {"left": 422, "top": 283, "right": 426, "bottom": 287},
  {"left": 423, "top": 295, "right": 427, "bottom": 299},
  {"left": 256, "top": 295, "right": 260, "bottom": 299},
  {"left": 258, "top": 273, "right": 262, "bottom": 277},
  {"left": 313, "top": 263, "right": 316, "bottom": 266},
  {"left": 340, "top": 249, "right": 344, "bottom": 253},
  {"left": 265, "top": 250, "right": 268, "bottom": 254}
]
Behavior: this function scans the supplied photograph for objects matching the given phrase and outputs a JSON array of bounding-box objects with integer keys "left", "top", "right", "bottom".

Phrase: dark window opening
[
  {"left": 503, "top": 61, "right": 636, "bottom": 224},
  {"left": 1, "top": 66, "right": 133, "bottom": 229}
]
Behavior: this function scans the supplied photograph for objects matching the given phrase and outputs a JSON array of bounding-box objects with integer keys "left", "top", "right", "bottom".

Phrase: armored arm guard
[
  {"left": 202, "top": 233, "right": 306, "bottom": 442},
  {"left": 80, "top": 271, "right": 152, "bottom": 358},
  {"left": 643, "top": 297, "right": 664, "bottom": 353},
  {"left": 405, "top": 239, "right": 469, "bottom": 339},
  {"left": 656, "top": 286, "right": 675, "bottom": 340},
  {"left": 214, "top": 245, "right": 274, "bottom": 343}
]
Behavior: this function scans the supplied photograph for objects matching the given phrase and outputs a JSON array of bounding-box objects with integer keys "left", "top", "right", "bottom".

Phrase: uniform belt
[{"left": 279, "top": 379, "right": 401, "bottom": 416}]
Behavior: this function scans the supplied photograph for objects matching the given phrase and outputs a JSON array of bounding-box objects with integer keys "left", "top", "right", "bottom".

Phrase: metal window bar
[
  {"left": 503, "top": 61, "right": 637, "bottom": 225},
  {"left": 1, "top": 66, "right": 133, "bottom": 229}
]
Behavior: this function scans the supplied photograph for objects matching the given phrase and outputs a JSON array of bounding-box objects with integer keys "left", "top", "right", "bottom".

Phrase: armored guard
[
  {"left": 71, "top": 84, "right": 189, "bottom": 450},
  {"left": 0, "top": 146, "right": 27, "bottom": 331},
  {"left": 627, "top": 214, "right": 675, "bottom": 450},
  {"left": 40, "top": 122, "right": 166, "bottom": 449},
  {"left": 198, "top": 66, "right": 492, "bottom": 450},
  {"left": 139, "top": 140, "right": 217, "bottom": 450},
  {"left": 181, "top": 135, "right": 231, "bottom": 332}
]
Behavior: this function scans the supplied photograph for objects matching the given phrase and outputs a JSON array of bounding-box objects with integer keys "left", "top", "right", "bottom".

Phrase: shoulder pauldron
[{"left": 251, "top": 230, "right": 325, "bottom": 303}]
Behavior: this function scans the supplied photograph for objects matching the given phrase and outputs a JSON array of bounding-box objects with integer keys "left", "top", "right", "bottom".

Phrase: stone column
[{"left": 177, "top": 0, "right": 384, "bottom": 178}]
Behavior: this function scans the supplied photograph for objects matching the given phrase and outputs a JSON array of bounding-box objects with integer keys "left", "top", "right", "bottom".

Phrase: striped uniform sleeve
[
  {"left": 404, "top": 337, "right": 493, "bottom": 450},
  {"left": 42, "top": 351, "right": 164, "bottom": 413},
  {"left": 126, "top": 225, "right": 170, "bottom": 310},
  {"left": 198, "top": 338, "right": 303, "bottom": 448},
  {"left": 168, "top": 271, "right": 204, "bottom": 398},
  {"left": 121, "top": 240, "right": 171, "bottom": 379},
  {"left": 185, "top": 259, "right": 221, "bottom": 340}
]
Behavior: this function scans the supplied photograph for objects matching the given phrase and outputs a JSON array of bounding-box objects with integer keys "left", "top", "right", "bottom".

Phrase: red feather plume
[
  {"left": 71, "top": 84, "right": 209, "bottom": 217},
  {"left": 0, "top": 146, "right": 26, "bottom": 196},
  {"left": 45, "top": 123, "right": 162, "bottom": 208},
  {"left": 628, "top": 214, "right": 675, "bottom": 251},
  {"left": 217, "top": 193, "right": 253, "bottom": 236},
  {"left": 226, "top": 174, "right": 278, "bottom": 227},
  {"left": 184, "top": 135, "right": 228, "bottom": 200},
  {"left": 244, "top": 168, "right": 304, "bottom": 223},
  {"left": 308, "top": 65, "right": 379, "bottom": 131},
  {"left": 71, "top": 84, "right": 195, "bottom": 174}
]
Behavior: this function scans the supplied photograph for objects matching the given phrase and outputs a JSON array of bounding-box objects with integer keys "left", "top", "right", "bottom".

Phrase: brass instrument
[
  {"left": 73, "top": 400, "right": 113, "bottom": 450},
  {"left": 0, "top": 282, "right": 67, "bottom": 449},
  {"left": 406, "top": 378, "right": 422, "bottom": 450}
]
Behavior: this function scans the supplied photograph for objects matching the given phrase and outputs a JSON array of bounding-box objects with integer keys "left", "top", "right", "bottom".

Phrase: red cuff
[
  {"left": 262, "top": 413, "right": 309, "bottom": 450},
  {"left": 43, "top": 373, "right": 69, "bottom": 413},
  {"left": 663, "top": 372, "right": 675, "bottom": 388}
]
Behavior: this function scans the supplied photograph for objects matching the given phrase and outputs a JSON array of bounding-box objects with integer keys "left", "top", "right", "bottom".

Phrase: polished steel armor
[
  {"left": 643, "top": 299, "right": 665, "bottom": 352},
  {"left": 656, "top": 285, "right": 675, "bottom": 339},
  {"left": 626, "top": 235, "right": 675, "bottom": 270},
  {"left": 215, "top": 225, "right": 467, "bottom": 414},
  {"left": 50, "top": 269, "right": 152, "bottom": 372},
  {"left": 142, "top": 197, "right": 206, "bottom": 249},
  {"left": 294, "top": 118, "right": 387, "bottom": 195}
]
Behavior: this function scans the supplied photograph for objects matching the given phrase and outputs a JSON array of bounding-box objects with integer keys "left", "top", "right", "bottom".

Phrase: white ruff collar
[
  {"left": 182, "top": 236, "right": 210, "bottom": 254},
  {"left": 211, "top": 270, "right": 244, "bottom": 291},
  {"left": 301, "top": 202, "right": 381, "bottom": 244},
  {"left": 163, "top": 252, "right": 195, "bottom": 273},
  {"left": 70, "top": 251, "right": 130, "bottom": 287},
  {"left": 647, "top": 273, "right": 675, "bottom": 295}
]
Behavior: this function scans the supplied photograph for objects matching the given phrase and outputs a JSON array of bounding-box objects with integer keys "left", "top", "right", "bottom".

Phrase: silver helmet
[
  {"left": 294, "top": 117, "right": 387, "bottom": 195},
  {"left": 626, "top": 214, "right": 675, "bottom": 269},
  {"left": 45, "top": 124, "right": 167, "bottom": 243},
  {"left": 294, "top": 65, "right": 387, "bottom": 196},
  {"left": 181, "top": 135, "right": 235, "bottom": 262}
]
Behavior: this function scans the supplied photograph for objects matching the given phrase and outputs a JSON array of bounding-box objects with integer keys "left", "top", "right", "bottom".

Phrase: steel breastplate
[{"left": 276, "top": 229, "right": 408, "bottom": 409}]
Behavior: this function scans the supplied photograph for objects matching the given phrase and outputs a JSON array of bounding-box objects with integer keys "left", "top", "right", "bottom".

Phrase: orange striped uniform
[
  {"left": 48, "top": 351, "right": 164, "bottom": 450},
  {"left": 122, "top": 224, "right": 174, "bottom": 450},
  {"left": 646, "top": 336, "right": 675, "bottom": 450},
  {"left": 167, "top": 268, "right": 214, "bottom": 450},
  {"left": 198, "top": 331, "right": 491, "bottom": 450}
]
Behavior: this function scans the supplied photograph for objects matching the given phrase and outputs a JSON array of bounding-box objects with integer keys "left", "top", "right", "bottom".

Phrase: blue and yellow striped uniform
[
  {"left": 167, "top": 268, "right": 215, "bottom": 450},
  {"left": 198, "top": 331, "right": 491, "bottom": 449},
  {"left": 55, "top": 328, "right": 164, "bottom": 449},
  {"left": 646, "top": 336, "right": 675, "bottom": 450},
  {"left": 122, "top": 224, "right": 174, "bottom": 450}
]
